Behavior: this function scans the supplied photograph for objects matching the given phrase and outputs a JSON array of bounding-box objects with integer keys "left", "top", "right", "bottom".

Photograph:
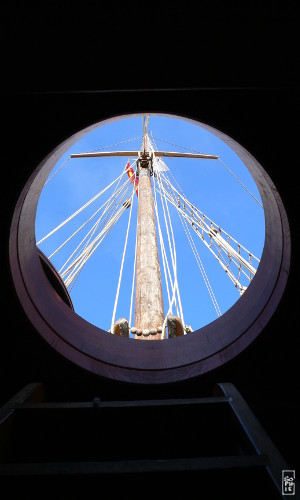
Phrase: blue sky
[{"left": 35, "top": 114, "right": 265, "bottom": 335}]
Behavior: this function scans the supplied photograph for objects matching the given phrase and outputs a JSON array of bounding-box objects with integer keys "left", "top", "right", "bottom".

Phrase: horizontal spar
[
  {"left": 154, "top": 151, "right": 219, "bottom": 160},
  {"left": 70, "top": 151, "right": 219, "bottom": 160},
  {"left": 70, "top": 151, "right": 140, "bottom": 158}
]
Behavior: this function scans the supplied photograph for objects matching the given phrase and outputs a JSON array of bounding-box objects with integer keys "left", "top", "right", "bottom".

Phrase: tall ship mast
[{"left": 37, "top": 115, "right": 261, "bottom": 340}]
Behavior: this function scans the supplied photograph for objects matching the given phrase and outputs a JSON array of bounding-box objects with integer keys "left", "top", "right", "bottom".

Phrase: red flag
[{"left": 125, "top": 161, "right": 138, "bottom": 196}]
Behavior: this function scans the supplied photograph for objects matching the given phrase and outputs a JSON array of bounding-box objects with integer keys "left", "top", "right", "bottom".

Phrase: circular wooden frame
[{"left": 9, "top": 113, "right": 291, "bottom": 384}]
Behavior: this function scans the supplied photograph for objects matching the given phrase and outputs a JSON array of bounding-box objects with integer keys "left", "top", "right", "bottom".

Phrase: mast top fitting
[{"left": 137, "top": 151, "right": 153, "bottom": 175}]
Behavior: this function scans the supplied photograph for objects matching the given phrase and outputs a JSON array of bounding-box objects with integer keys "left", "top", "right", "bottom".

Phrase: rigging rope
[
  {"left": 158, "top": 172, "right": 185, "bottom": 328},
  {"left": 85, "top": 136, "right": 143, "bottom": 154},
  {"left": 217, "top": 158, "right": 263, "bottom": 208},
  {"left": 157, "top": 174, "right": 254, "bottom": 294},
  {"left": 161, "top": 172, "right": 260, "bottom": 264},
  {"left": 150, "top": 138, "right": 183, "bottom": 327},
  {"left": 110, "top": 189, "right": 135, "bottom": 333},
  {"left": 150, "top": 132, "right": 263, "bottom": 208},
  {"left": 159, "top": 173, "right": 222, "bottom": 317},
  {"left": 66, "top": 186, "right": 131, "bottom": 290},
  {"left": 64, "top": 195, "right": 130, "bottom": 288},
  {"left": 129, "top": 208, "right": 138, "bottom": 331},
  {"left": 151, "top": 158, "right": 185, "bottom": 333},
  {"left": 37, "top": 169, "right": 130, "bottom": 246},
  {"left": 63, "top": 168, "right": 132, "bottom": 273},
  {"left": 63, "top": 187, "right": 130, "bottom": 286},
  {"left": 43, "top": 138, "right": 142, "bottom": 187},
  {"left": 153, "top": 162, "right": 179, "bottom": 317},
  {"left": 44, "top": 157, "right": 71, "bottom": 186},
  {"left": 48, "top": 172, "right": 129, "bottom": 260},
  {"left": 58, "top": 177, "right": 130, "bottom": 274}
]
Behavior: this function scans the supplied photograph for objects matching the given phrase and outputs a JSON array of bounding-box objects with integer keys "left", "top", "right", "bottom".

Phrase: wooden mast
[{"left": 133, "top": 117, "right": 165, "bottom": 340}]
